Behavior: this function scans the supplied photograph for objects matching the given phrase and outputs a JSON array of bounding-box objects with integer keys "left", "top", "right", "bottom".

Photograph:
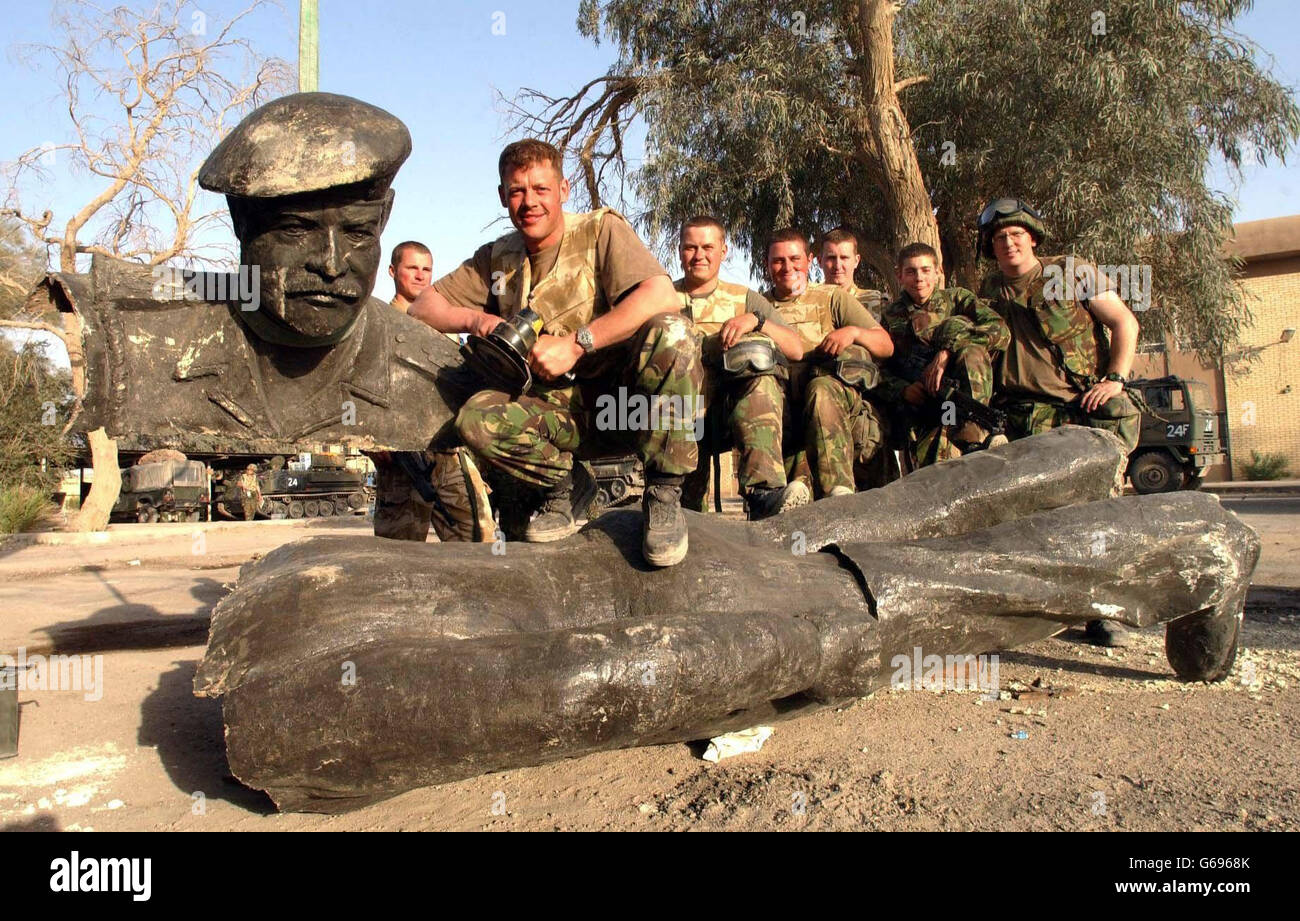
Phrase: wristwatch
[
  {"left": 576, "top": 326, "right": 596, "bottom": 354},
  {"left": 1103, "top": 372, "right": 1126, "bottom": 384}
]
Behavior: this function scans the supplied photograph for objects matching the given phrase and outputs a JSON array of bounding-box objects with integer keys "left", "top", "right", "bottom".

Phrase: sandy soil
[{"left": 2, "top": 499, "right": 1296, "bottom": 832}]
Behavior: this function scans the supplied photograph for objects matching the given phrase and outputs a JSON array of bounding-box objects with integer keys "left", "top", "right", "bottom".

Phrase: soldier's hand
[
  {"left": 922, "top": 349, "right": 951, "bottom": 396},
  {"left": 470, "top": 313, "right": 501, "bottom": 339},
  {"left": 903, "top": 381, "right": 927, "bottom": 406},
  {"left": 818, "top": 327, "right": 858, "bottom": 357},
  {"left": 530, "top": 334, "right": 583, "bottom": 381},
  {"left": 1080, "top": 379, "right": 1123, "bottom": 413},
  {"left": 720, "top": 313, "right": 759, "bottom": 349}
]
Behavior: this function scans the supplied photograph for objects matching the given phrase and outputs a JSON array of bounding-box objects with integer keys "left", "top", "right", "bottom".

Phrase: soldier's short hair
[
  {"left": 680, "top": 216, "right": 727, "bottom": 242},
  {"left": 897, "top": 242, "right": 939, "bottom": 267},
  {"left": 498, "top": 139, "right": 564, "bottom": 181},
  {"left": 390, "top": 241, "right": 431, "bottom": 267},
  {"left": 820, "top": 227, "right": 859, "bottom": 254},
  {"left": 768, "top": 227, "right": 809, "bottom": 256}
]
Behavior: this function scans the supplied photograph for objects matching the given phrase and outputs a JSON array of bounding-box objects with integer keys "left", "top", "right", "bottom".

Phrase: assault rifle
[{"left": 887, "top": 344, "right": 1006, "bottom": 437}]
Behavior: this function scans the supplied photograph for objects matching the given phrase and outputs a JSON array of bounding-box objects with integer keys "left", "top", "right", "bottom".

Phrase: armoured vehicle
[
  {"left": 1127, "top": 376, "right": 1226, "bottom": 494},
  {"left": 111, "top": 457, "right": 210, "bottom": 523},
  {"left": 222, "top": 453, "right": 369, "bottom": 519}
]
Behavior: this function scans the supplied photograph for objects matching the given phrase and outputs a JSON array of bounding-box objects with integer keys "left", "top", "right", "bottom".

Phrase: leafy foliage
[
  {"left": 0, "top": 336, "right": 74, "bottom": 491},
  {"left": 1243, "top": 449, "right": 1291, "bottom": 481},
  {"left": 529, "top": 0, "right": 1298, "bottom": 359}
]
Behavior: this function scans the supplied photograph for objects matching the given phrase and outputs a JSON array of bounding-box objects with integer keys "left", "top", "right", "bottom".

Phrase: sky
[{"left": 1, "top": 0, "right": 1297, "bottom": 307}]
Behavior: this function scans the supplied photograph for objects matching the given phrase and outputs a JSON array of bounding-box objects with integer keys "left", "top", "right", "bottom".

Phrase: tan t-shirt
[
  {"left": 432, "top": 212, "right": 666, "bottom": 315},
  {"left": 769, "top": 283, "right": 881, "bottom": 351},
  {"left": 995, "top": 259, "right": 1111, "bottom": 401}
]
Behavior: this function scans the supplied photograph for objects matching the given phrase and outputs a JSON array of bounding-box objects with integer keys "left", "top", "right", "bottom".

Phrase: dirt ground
[{"left": 2, "top": 497, "right": 1297, "bottom": 832}]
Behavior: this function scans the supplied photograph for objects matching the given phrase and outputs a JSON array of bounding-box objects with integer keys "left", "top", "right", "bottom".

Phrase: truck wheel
[
  {"left": 288, "top": 501, "right": 305, "bottom": 519},
  {"left": 1181, "top": 471, "right": 1204, "bottom": 491},
  {"left": 1129, "top": 451, "right": 1180, "bottom": 494}
]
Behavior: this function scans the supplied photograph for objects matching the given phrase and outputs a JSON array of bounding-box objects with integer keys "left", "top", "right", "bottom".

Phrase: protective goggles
[
  {"left": 722, "top": 338, "right": 784, "bottom": 375},
  {"left": 978, "top": 198, "right": 1042, "bottom": 229}
]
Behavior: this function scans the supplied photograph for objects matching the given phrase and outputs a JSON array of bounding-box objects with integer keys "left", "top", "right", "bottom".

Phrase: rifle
[{"left": 887, "top": 344, "right": 1007, "bottom": 437}]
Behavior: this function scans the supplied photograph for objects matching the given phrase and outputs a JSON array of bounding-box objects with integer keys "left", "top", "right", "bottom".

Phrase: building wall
[{"left": 1222, "top": 255, "right": 1300, "bottom": 478}]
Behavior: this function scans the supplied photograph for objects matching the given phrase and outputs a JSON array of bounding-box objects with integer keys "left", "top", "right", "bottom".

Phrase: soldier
[
  {"left": 765, "top": 229, "right": 894, "bottom": 498},
  {"left": 408, "top": 139, "right": 701, "bottom": 567},
  {"left": 381, "top": 237, "right": 492, "bottom": 544},
  {"left": 817, "top": 227, "right": 885, "bottom": 321},
  {"left": 388, "top": 241, "right": 433, "bottom": 314},
  {"left": 674, "top": 216, "right": 810, "bottom": 519},
  {"left": 238, "top": 464, "right": 262, "bottom": 521},
  {"left": 878, "top": 242, "right": 1011, "bottom": 467},
  {"left": 976, "top": 197, "right": 1142, "bottom": 646}
]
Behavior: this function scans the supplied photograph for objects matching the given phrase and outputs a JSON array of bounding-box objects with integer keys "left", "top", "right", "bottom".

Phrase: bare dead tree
[
  {"left": 0, "top": 0, "right": 291, "bottom": 530},
  {"left": 2, "top": 0, "right": 293, "bottom": 273}
]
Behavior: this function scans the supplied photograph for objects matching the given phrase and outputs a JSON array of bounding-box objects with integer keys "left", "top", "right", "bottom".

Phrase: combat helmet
[{"left": 977, "top": 197, "right": 1047, "bottom": 259}]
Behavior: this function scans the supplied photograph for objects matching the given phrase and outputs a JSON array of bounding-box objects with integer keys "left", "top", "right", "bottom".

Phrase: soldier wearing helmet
[
  {"left": 976, "top": 197, "right": 1142, "bottom": 646},
  {"left": 238, "top": 464, "right": 262, "bottom": 521}
]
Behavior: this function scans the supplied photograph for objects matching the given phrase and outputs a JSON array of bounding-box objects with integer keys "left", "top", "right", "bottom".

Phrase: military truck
[
  {"left": 216, "top": 453, "right": 369, "bottom": 519},
  {"left": 1126, "top": 376, "right": 1226, "bottom": 494},
  {"left": 111, "top": 456, "right": 210, "bottom": 523}
]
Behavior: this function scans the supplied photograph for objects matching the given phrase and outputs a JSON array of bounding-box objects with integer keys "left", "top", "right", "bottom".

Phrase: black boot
[
  {"left": 642, "top": 475, "right": 688, "bottom": 567},
  {"left": 525, "top": 473, "right": 582, "bottom": 542},
  {"left": 745, "top": 479, "right": 812, "bottom": 521}
]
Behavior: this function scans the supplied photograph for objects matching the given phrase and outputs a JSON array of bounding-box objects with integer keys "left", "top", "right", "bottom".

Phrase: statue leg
[{"left": 372, "top": 459, "right": 432, "bottom": 542}]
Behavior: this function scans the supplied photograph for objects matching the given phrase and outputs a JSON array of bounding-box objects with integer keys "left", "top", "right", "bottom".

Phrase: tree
[
  {"left": 515, "top": 0, "right": 1298, "bottom": 358},
  {"left": 0, "top": 0, "right": 291, "bottom": 529},
  {"left": 2, "top": 0, "right": 292, "bottom": 273}
]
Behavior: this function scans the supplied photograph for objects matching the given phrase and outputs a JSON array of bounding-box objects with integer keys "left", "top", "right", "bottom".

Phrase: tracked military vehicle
[{"left": 215, "top": 453, "right": 368, "bottom": 519}]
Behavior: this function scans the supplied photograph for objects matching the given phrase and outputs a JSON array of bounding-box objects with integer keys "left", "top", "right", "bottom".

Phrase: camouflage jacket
[
  {"left": 978, "top": 255, "right": 1112, "bottom": 393},
  {"left": 877, "top": 287, "right": 1009, "bottom": 405}
]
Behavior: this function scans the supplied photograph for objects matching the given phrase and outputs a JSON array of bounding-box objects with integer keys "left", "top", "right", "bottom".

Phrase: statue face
[{"left": 236, "top": 194, "right": 390, "bottom": 341}]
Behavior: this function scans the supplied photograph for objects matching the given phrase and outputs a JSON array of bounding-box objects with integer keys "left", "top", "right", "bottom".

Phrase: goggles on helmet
[{"left": 978, "top": 198, "right": 1043, "bottom": 229}]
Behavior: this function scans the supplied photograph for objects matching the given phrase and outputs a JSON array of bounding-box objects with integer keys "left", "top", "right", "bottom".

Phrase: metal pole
[{"left": 298, "top": 0, "right": 319, "bottom": 92}]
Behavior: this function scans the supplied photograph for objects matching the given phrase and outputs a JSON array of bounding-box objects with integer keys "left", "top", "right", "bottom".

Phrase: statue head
[{"left": 199, "top": 93, "right": 412, "bottom": 347}]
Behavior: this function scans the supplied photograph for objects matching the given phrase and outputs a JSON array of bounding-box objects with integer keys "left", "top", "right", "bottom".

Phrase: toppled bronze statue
[
  {"left": 194, "top": 428, "right": 1258, "bottom": 813},
  {"left": 26, "top": 93, "right": 465, "bottom": 454}
]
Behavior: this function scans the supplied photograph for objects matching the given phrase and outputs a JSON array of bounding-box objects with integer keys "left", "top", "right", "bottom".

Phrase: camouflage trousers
[
  {"left": 682, "top": 372, "right": 786, "bottom": 512},
  {"left": 372, "top": 449, "right": 495, "bottom": 542},
  {"left": 241, "top": 498, "right": 259, "bottom": 521},
  {"left": 804, "top": 372, "right": 889, "bottom": 497},
  {"left": 457, "top": 313, "right": 703, "bottom": 490},
  {"left": 901, "top": 344, "right": 996, "bottom": 468},
  {"left": 998, "top": 392, "right": 1141, "bottom": 452}
]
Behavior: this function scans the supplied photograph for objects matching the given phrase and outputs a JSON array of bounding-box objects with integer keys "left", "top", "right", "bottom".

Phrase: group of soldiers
[{"left": 384, "top": 139, "right": 1141, "bottom": 631}]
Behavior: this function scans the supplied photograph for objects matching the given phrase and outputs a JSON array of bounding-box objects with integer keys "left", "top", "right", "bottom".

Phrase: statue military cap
[{"left": 199, "top": 92, "right": 411, "bottom": 200}]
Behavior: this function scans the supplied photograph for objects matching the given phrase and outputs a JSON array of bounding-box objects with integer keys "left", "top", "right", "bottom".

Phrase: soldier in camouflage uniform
[
  {"left": 408, "top": 140, "right": 700, "bottom": 567},
  {"left": 675, "top": 217, "right": 810, "bottom": 519},
  {"left": 238, "top": 464, "right": 261, "bottom": 521},
  {"left": 878, "top": 242, "right": 1011, "bottom": 467},
  {"left": 817, "top": 227, "right": 885, "bottom": 321},
  {"left": 976, "top": 198, "right": 1143, "bottom": 646},
  {"left": 766, "top": 229, "right": 895, "bottom": 499}
]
